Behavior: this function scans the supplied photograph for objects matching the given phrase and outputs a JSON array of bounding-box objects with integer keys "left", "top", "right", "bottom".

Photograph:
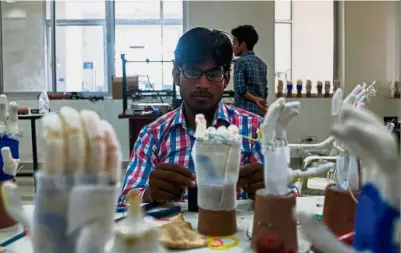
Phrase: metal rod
[
  {"left": 121, "top": 53, "right": 128, "bottom": 113},
  {"left": 106, "top": 0, "right": 115, "bottom": 94},
  {"left": 50, "top": 0, "right": 57, "bottom": 92},
  {"left": 125, "top": 60, "right": 173, "bottom": 63}
]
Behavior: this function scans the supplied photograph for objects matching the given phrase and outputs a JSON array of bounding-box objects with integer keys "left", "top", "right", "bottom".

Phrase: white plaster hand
[
  {"left": 1, "top": 147, "right": 19, "bottom": 177},
  {"left": 275, "top": 101, "right": 301, "bottom": 143},
  {"left": 262, "top": 97, "right": 285, "bottom": 149},
  {"left": 2, "top": 107, "right": 122, "bottom": 253},
  {"left": 297, "top": 105, "right": 400, "bottom": 253}
]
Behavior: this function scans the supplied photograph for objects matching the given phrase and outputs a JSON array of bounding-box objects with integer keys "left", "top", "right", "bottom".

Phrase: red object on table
[{"left": 255, "top": 234, "right": 296, "bottom": 253}]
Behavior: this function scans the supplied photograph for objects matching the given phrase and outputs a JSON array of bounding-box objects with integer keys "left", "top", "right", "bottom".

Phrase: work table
[{"left": 0, "top": 196, "right": 324, "bottom": 252}]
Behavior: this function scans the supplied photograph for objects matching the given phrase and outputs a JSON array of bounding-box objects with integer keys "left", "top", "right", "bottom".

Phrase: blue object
[
  {"left": 0, "top": 136, "right": 19, "bottom": 181},
  {"left": 296, "top": 84, "right": 303, "bottom": 93},
  {"left": 287, "top": 82, "right": 293, "bottom": 92},
  {"left": 0, "top": 231, "right": 26, "bottom": 247},
  {"left": 353, "top": 183, "right": 400, "bottom": 253},
  {"left": 83, "top": 62, "right": 94, "bottom": 69},
  {"left": 115, "top": 202, "right": 181, "bottom": 219}
]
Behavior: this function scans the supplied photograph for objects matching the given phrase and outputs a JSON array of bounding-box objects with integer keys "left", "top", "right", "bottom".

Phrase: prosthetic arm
[
  {"left": 297, "top": 105, "right": 400, "bottom": 253},
  {"left": 1, "top": 107, "right": 123, "bottom": 253}
]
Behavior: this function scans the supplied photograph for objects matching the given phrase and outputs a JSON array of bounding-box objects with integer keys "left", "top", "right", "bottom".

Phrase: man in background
[{"left": 231, "top": 25, "right": 268, "bottom": 116}]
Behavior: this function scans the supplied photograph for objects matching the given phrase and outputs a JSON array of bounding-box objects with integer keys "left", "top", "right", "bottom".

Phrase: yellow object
[
  {"left": 207, "top": 236, "right": 239, "bottom": 250},
  {"left": 241, "top": 125, "right": 262, "bottom": 142},
  {"left": 159, "top": 214, "right": 207, "bottom": 249}
]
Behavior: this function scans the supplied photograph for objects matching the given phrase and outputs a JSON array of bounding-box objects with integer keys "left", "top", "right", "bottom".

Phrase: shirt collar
[
  {"left": 242, "top": 51, "right": 255, "bottom": 57},
  {"left": 173, "top": 101, "right": 231, "bottom": 129}
]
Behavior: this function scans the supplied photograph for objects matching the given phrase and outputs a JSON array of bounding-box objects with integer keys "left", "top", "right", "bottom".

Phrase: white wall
[{"left": 2, "top": 1, "right": 400, "bottom": 165}]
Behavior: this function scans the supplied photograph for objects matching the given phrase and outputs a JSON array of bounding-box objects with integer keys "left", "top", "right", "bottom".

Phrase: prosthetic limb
[
  {"left": 1, "top": 107, "right": 122, "bottom": 253},
  {"left": 297, "top": 105, "right": 400, "bottom": 253},
  {"left": 252, "top": 98, "right": 299, "bottom": 252}
]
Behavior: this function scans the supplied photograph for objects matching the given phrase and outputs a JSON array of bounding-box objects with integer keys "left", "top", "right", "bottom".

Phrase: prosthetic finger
[
  {"left": 331, "top": 88, "right": 343, "bottom": 118},
  {"left": 296, "top": 210, "right": 356, "bottom": 253},
  {"left": 343, "top": 85, "right": 362, "bottom": 105},
  {"left": 262, "top": 98, "right": 285, "bottom": 145},
  {"left": 101, "top": 120, "right": 121, "bottom": 183},
  {"left": 80, "top": 110, "right": 105, "bottom": 174},
  {"left": 42, "top": 113, "right": 65, "bottom": 174},
  {"left": 7, "top": 102, "right": 19, "bottom": 135},
  {"left": 1, "top": 147, "right": 17, "bottom": 177},
  {"left": 60, "top": 107, "right": 85, "bottom": 173},
  {"left": 0, "top": 95, "right": 7, "bottom": 134},
  {"left": 340, "top": 104, "right": 381, "bottom": 126}
]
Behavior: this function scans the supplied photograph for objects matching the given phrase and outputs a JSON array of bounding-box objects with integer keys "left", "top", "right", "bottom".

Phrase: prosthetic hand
[
  {"left": 2, "top": 107, "right": 122, "bottom": 253},
  {"left": 297, "top": 105, "right": 400, "bottom": 253},
  {"left": 0, "top": 94, "right": 19, "bottom": 136}
]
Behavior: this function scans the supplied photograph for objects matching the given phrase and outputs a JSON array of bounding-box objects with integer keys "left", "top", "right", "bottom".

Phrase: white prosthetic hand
[
  {"left": 297, "top": 105, "right": 400, "bottom": 253},
  {"left": 2, "top": 107, "right": 122, "bottom": 253},
  {"left": 0, "top": 94, "right": 19, "bottom": 136},
  {"left": 192, "top": 114, "right": 242, "bottom": 211},
  {"left": 262, "top": 98, "right": 302, "bottom": 195}
]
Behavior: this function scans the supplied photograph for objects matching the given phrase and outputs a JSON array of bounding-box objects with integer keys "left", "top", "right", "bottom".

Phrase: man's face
[
  {"left": 232, "top": 38, "right": 244, "bottom": 57},
  {"left": 174, "top": 61, "right": 230, "bottom": 114}
]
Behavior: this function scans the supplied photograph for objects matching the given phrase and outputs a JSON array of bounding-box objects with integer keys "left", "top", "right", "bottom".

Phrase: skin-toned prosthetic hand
[
  {"left": 296, "top": 104, "right": 400, "bottom": 253},
  {"left": 1, "top": 107, "right": 122, "bottom": 253}
]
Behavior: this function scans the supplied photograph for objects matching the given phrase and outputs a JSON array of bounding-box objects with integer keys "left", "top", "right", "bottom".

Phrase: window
[
  {"left": 46, "top": 1, "right": 107, "bottom": 92},
  {"left": 275, "top": 0, "right": 334, "bottom": 95},
  {"left": 114, "top": 0, "right": 183, "bottom": 91},
  {"left": 0, "top": 1, "right": 183, "bottom": 94},
  {"left": 1, "top": 1, "right": 48, "bottom": 92}
]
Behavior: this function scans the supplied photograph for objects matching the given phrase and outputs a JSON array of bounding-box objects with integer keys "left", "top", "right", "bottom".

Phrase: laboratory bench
[{"left": 0, "top": 197, "right": 324, "bottom": 252}]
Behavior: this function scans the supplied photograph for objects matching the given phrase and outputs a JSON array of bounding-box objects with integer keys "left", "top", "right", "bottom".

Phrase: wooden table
[{"left": 0, "top": 197, "right": 324, "bottom": 252}]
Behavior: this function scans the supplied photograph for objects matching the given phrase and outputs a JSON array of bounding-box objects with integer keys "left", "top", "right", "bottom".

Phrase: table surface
[{"left": 0, "top": 196, "right": 324, "bottom": 253}]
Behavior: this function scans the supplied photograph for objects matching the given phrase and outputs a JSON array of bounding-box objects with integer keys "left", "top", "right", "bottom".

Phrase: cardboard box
[{"left": 112, "top": 76, "right": 139, "bottom": 99}]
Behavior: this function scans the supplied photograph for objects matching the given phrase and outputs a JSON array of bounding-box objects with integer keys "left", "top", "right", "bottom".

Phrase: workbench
[{"left": 0, "top": 197, "right": 324, "bottom": 252}]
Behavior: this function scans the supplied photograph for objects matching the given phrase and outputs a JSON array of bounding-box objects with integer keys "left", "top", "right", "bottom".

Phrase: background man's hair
[
  {"left": 174, "top": 27, "right": 233, "bottom": 72},
  {"left": 231, "top": 25, "right": 259, "bottom": 51}
]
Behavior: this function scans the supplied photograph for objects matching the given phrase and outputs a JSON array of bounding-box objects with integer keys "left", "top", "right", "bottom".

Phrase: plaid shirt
[
  {"left": 119, "top": 102, "right": 264, "bottom": 204},
  {"left": 234, "top": 51, "right": 268, "bottom": 116}
]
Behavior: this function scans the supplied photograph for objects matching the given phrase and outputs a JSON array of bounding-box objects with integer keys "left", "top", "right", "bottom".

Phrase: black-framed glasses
[{"left": 179, "top": 67, "right": 226, "bottom": 82}]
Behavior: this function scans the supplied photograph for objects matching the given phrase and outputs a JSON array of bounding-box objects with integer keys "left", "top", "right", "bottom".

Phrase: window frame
[
  {"left": 275, "top": 0, "right": 293, "bottom": 82},
  {"left": 0, "top": 0, "right": 185, "bottom": 99}
]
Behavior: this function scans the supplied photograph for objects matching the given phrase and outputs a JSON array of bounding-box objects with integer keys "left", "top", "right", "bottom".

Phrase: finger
[
  {"left": 153, "top": 169, "right": 194, "bottom": 187},
  {"left": 340, "top": 104, "right": 380, "bottom": 125},
  {"left": 239, "top": 163, "right": 262, "bottom": 177},
  {"left": 1, "top": 147, "right": 16, "bottom": 176},
  {"left": 0, "top": 95, "right": 7, "bottom": 133},
  {"left": 80, "top": 110, "right": 105, "bottom": 173},
  {"left": 102, "top": 120, "right": 122, "bottom": 183},
  {"left": 59, "top": 107, "right": 84, "bottom": 173},
  {"left": 249, "top": 181, "right": 264, "bottom": 193},
  {"left": 42, "top": 113, "right": 64, "bottom": 174},
  {"left": 149, "top": 177, "right": 183, "bottom": 196},
  {"left": 157, "top": 163, "right": 195, "bottom": 180}
]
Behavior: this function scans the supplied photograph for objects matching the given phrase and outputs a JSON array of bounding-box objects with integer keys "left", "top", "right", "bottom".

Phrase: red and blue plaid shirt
[{"left": 119, "top": 102, "right": 264, "bottom": 204}]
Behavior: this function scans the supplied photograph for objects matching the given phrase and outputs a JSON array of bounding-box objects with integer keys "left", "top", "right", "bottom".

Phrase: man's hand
[
  {"left": 238, "top": 163, "right": 264, "bottom": 200},
  {"left": 255, "top": 97, "right": 268, "bottom": 112},
  {"left": 147, "top": 163, "right": 196, "bottom": 203}
]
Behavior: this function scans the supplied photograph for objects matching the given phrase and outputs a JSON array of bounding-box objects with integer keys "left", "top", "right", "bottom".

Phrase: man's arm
[
  {"left": 118, "top": 126, "right": 157, "bottom": 204},
  {"left": 234, "top": 61, "right": 266, "bottom": 103}
]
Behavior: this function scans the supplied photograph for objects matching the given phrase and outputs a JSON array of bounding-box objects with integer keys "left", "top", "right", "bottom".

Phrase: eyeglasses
[{"left": 179, "top": 68, "right": 226, "bottom": 82}]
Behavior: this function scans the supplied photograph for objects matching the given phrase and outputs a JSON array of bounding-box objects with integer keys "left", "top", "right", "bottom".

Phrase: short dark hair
[
  {"left": 231, "top": 25, "right": 259, "bottom": 51},
  {"left": 174, "top": 27, "right": 233, "bottom": 72}
]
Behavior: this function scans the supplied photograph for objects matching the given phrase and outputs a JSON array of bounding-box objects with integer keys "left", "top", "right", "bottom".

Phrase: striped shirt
[
  {"left": 119, "top": 101, "right": 264, "bottom": 204},
  {"left": 234, "top": 51, "right": 268, "bottom": 116}
]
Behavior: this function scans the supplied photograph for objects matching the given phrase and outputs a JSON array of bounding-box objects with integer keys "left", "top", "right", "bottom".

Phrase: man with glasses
[{"left": 119, "top": 27, "right": 264, "bottom": 204}]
